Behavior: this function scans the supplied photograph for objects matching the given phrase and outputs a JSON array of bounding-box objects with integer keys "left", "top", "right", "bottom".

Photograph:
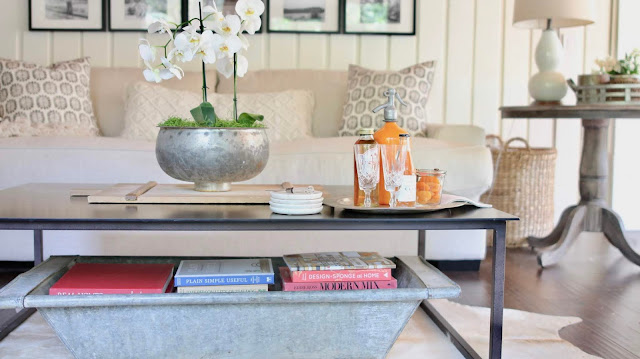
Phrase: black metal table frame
[{"left": 0, "top": 218, "right": 507, "bottom": 359}]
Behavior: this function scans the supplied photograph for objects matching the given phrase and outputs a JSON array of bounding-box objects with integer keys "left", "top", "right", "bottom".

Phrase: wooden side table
[{"left": 501, "top": 105, "right": 640, "bottom": 267}]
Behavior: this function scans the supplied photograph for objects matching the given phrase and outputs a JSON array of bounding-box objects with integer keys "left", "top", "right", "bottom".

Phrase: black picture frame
[
  {"left": 29, "top": 0, "right": 107, "bottom": 31},
  {"left": 266, "top": 0, "right": 341, "bottom": 34},
  {"left": 108, "top": 0, "right": 186, "bottom": 32},
  {"left": 185, "top": 0, "right": 264, "bottom": 33},
  {"left": 343, "top": 0, "right": 416, "bottom": 36}
]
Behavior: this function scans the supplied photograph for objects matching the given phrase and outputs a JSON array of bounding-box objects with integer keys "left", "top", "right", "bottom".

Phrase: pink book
[
  {"left": 280, "top": 267, "right": 397, "bottom": 291},
  {"left": 287, "top": 267, "right": 392, "bottom": 283}
]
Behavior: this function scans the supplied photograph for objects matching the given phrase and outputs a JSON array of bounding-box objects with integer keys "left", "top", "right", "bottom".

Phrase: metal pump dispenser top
[{"left": 372, "top": 88, "right": 407, "bottom": 122}]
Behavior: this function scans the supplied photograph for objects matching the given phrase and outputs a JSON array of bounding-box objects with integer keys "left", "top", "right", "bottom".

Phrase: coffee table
[{"left": 0, "top": 183, "right": 517, "bottom": 359}]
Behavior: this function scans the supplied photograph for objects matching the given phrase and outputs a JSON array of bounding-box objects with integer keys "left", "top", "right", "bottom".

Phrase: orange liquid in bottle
[
  {"left": 396, "top": 134, "right": 416, "bottom": 207},
  {"left": 354, "top": 131, "right": 378, "bottom": 205},
  {"left": 374, "top": 122, "right": 412, "bottom": 206}
]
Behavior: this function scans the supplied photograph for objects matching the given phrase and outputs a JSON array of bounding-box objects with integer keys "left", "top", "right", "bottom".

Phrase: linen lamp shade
[{"left": 513, "top": 0, "right": 596, "bottom": 29}]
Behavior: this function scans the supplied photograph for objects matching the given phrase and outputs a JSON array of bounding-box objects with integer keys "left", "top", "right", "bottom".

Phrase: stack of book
[
  {"left": 174, "top": 258, "right": 274, "bottom": 293},
  {"left": 49, "top": 263, "right": 175, "bottom": 295},
  {"left": 280, "top": 252, "right": 397, "bottom": 291}
]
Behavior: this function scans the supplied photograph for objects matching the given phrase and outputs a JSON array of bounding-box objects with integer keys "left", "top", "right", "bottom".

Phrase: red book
[
  {"left": 49, "top": 263, "right": 174, "bottom": 295},
  {"left": 287, "top": 267, "right": 392, "bottom": 283},
  {"left": 280, "top": 267, "right": 397, "bottom": 291}
]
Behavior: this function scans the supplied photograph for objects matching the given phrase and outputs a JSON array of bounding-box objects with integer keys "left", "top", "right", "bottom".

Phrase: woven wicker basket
[{"left": 481, "top": 136, "right": 557, "bottom": 247}]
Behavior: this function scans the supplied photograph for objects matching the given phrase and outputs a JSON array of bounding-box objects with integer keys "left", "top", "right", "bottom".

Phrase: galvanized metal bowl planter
[
  {"left": 0, "top": 255, "right": 460, "bottom": 359},
  {"left": 155, "top": 127, "right": 269, "bottom": 192}
]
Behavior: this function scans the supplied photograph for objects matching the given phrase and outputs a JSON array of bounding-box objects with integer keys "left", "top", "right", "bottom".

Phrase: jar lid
[
  {"left": 358, "top": 128, "right": 374, "bottom": 135},
  {"left": 417, "top": 168, "right": 446, "bottom": 175}
]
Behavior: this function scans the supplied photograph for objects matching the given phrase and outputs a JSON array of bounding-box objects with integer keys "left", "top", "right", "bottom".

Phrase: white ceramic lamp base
[{"left": 529, "top": 29, "right": 567, "bottom": 103}]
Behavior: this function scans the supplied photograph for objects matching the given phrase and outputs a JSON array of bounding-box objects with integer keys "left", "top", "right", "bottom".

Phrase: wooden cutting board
[{"left": 86, "top": 183, "right": 323, "bottom": 204}]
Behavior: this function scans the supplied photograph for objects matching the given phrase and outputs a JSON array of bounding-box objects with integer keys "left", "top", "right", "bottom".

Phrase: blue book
[{"left": 174, "top": 259, "right": 274, "bottom": 287}]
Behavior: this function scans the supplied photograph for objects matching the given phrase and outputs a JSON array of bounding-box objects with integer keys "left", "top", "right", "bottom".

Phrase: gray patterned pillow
[
  {"left": 338, "top": 61, "right": 436, "bottom": 137},
  {"left": 0, "top": 57, "right": 100, "bottom": 138}
]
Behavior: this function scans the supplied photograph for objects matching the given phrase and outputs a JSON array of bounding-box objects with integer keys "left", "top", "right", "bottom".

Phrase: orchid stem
[
  {"left": 233, "top": 53, "right": 238, "bottom": 122},
  {"left": 199, "top": 2, "right": 207, "bottom": 103}
]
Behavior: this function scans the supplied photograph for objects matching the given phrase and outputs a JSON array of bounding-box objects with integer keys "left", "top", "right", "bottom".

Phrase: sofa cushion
[
  {"left": 90, "top": 67, "right": 218, "bottom": 137},
  {"left": 0, "top": 57, "right": 100, "bottom": 138},
  {"left": 121, "top": 82, "right": 315, "bottom": 142},
  {"left": 216, "top": 69, "right": 348, "bottom": 138},
  {"left": 338, "top": 62, "right": 436, "bottom": 137}
]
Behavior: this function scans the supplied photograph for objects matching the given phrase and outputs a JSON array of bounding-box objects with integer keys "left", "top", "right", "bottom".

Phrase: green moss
[{"left": 158, "top": 117, "right": 265, "bottom": 128}]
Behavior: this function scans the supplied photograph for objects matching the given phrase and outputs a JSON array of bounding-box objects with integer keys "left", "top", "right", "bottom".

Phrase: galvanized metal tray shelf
[
  {"left": 0, "top": 255, "right": 460, "bottom": 359},
  {"left": 568, "top": 78, "right": 640, "bottom": 104}
]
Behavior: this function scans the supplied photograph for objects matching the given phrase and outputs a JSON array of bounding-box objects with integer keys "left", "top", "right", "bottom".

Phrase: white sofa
[{"left": 0, "top": 67, "right": 493, "bottom": 264}]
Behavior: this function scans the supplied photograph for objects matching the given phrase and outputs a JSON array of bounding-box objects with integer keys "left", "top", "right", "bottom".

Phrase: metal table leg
[
  {"left": 418, "top": 225, "right": 506, "bottom": 359},
  {"left": 34, "top": 229, "right": 43, "bottom": 265}
]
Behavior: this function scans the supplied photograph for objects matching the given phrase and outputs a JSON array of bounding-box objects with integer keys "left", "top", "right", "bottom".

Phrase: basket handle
[
  {"left": 504, "top": 137, "right": 531, "bottom": 151},
  {"left": 485, "top": 134, "right": 504, "bottom": 150}
]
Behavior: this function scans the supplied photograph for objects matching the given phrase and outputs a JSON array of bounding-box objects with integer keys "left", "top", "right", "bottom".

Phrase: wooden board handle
[{"left": 125, "top": 181, "right": 157, "bottom": 201}]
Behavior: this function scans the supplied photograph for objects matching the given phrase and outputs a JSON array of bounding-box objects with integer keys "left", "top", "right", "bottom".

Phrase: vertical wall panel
[
  {"left": 389, "top": 36, "right": 417, "bottom": 70},
  {"left": 472, "top": 0, "right": 503, "bottom": 134},
  {"left": 82, "top": 33, "right": 112, "bottom": 67},
  {"left": 245, "top": 34, "right": 267, "bottom": 70},
  {"left": 298, "top": 34, "right": 328, "bottom": 69},
  {"left": 329, "top": 35, "right": 358, "bottom": 70},
  {"left": 0, "top": 0, "right": 27, "bottom": 59},
  {"left": 359, "top": 36, "right": 389, "bottom": 70},
  {"left": 417, "top": 0, "right": 447, "bottom": 124},
  {"left": 112, "top": 33, "right": 142, "bottom": 67},
  {"left": 52, "top": 33, "right": 82, "bottom": 62},
  {"left": 22, "top": 32, "right": 51, "bottom": 65},
  {"left": 501, "top": 0, "right": 530, "bottom": 139},
  {"left": 445, "top": 0, "right": 475, "bottom": 125},
  {"left": 269, "top": 34, "right": 298, "bottom": 69}
]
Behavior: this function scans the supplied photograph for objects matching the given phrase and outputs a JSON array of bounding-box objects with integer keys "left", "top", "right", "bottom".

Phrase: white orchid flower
[
  {"left": 148, "top": 20, "right": 173, "bottom": 37},
  {"left": 236, "top": 0, "right": 265, "bottom": 20},
  {"left": 216, "top": 56, "right": 234, "bottom": 79},
  {"left": 168, "top": 46, "right": 195, "bottom": 63},
  {"left": 174, "top": 30, "right": 201, "bottom": 54},
  {"left": 212, "top": 33, "right": 242, "bottom": 59},
  {"left": 215, "top": 15, "right": 241, "bottom": 37},
  {"left": 161, "top": 57, "right": 184, "bottom": 80},
  {"left": 143, "top": 66, "right": 175, "bottom": 83},
  {"left": 202, "top": 5, "right": 225, "bottom": 26},
  {"left": 236, "top": 54, "right": 248, "bottom": 77},
  {"left": 238, "top": 33, "right": 250, "bottom": 50},
  {"left": 241, "top": 14, "right": 262, "bottom": 35},
  {"left": 138, "top": 39, "right": 156, "bottom": 66},
  {"left": 196, "top": 30, "right": 218, "bottom": 64}
]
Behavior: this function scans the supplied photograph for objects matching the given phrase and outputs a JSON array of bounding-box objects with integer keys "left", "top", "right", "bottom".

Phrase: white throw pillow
[
  {"left": 0, "top": 57, "right": 100, "bottom": 138},
  {"left": 121, "top": 82, "right": 315, "bottom": 142}
]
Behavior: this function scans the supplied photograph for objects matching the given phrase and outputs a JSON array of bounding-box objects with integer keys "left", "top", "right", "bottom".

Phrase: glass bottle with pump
[
  {"left": 353, "top": 128, "right": 378, "bottom": 206},
  {"left": 372, "top": 88, "right": 412, "bottom": 205},
  {"left": 396, "top": 133, "right": 416, "bottom": 207}
]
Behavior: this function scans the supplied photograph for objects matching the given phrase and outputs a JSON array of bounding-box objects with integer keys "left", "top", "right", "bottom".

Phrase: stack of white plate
[{"left": 269, "top": 190, "right": 324, "bottom": 215}]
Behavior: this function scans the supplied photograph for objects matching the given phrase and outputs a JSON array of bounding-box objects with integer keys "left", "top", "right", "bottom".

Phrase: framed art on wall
[
  {"left": 344, "top": 0, "right": 415, "bottom": 35},
  {"left": 109, "top": 0, "right": 184, "bottom": 31},
  {"left": 29, "top": 0, "right": 106, "bottom": 31},
  {"left": 187, "top": 0, "right": 264, "bottom": 33},
  {"left": 267, "top": 0, "right": 340, "bottom": 34}
]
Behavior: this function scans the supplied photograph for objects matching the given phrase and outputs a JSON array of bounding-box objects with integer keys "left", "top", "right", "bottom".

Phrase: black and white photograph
[
  {"left": 45, "top": 0, "right": 89, "bottom": 20},
  {"left": 268, "top": 0, "right": 339, "bottom": 34},
  {"left": 283, "top": 0, "right": 326, "bottom": 22},
  {"left": 110, "top": 0, "right": 182, "bottom": 31},
  {"left": 30, "top": 0, "right": 105, "bottom": 30},
  {"left": 344, "top": 0, "right": 414, "bottom": 35},
  {"left": 187, "top": 0, "right": 263, "bottom": 32}
]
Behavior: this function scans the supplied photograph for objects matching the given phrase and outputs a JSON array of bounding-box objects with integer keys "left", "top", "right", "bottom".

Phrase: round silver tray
[{"left": 326, "top": 197, "right": 466, "bottom": 214}]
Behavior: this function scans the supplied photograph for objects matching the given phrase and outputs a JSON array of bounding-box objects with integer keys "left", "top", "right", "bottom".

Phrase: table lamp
[{"left": 513, "top": 0, "right": 595, "bottom": 103}]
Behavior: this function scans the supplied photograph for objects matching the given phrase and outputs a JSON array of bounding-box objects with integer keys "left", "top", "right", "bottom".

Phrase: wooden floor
[{"left": 445, "top": 232, "right": 640, "bottom": 359}]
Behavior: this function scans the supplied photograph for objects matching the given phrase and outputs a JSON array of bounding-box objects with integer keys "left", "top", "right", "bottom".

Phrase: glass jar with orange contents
[{"left": 416, "top": 169, "right": 446, "bottom": 205}]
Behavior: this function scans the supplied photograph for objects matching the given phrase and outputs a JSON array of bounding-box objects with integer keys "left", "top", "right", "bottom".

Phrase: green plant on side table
[{"left": 138, "top": 0, "right": 269, "bottom": 192}]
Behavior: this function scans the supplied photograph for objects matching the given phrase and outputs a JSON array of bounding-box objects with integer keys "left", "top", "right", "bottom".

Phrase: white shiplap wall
[{"left": 0, "top": 0, "right": 623, "bottom": 226}]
